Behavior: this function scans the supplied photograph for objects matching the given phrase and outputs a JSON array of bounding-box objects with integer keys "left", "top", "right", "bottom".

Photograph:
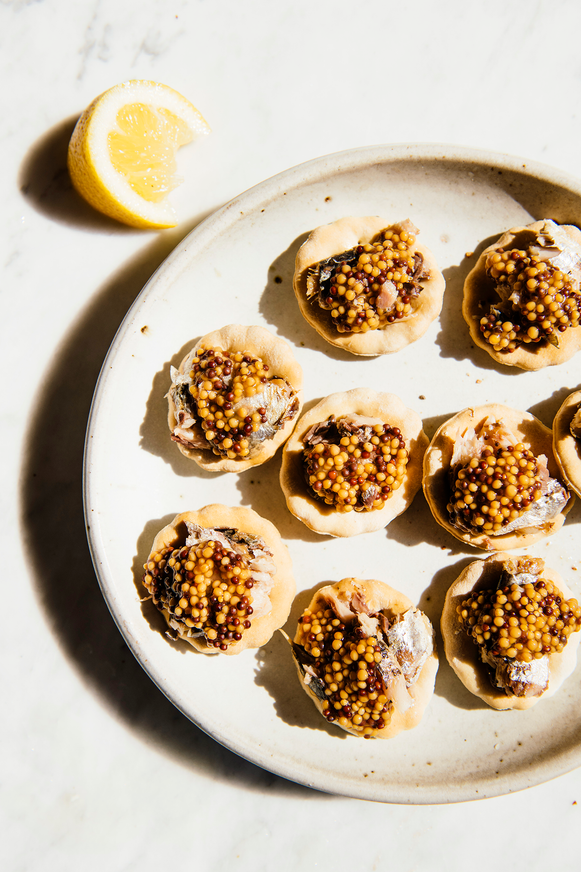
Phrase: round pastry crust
[
  {"left": 145, "top": 505, "right": 295, "bottom": 655},
  {"left": 293, "top": 216, "right": 445, "bottom": 356},
  {"left": 463, "top": 220, "right": 581, "bottom": 371},
  {"left": 441, "top": 553, "right": 581, "bottom": 710},
  {"left": 553, "top": 390, "right": 581, "bottom": 498},
  {"left": 167, "top": 324, "right": 303, "bottom": 472},
  {"left": 280, "top": 388, "right": 428, "bottom": 537},
  {"left": 293, "top": 578, "right": 439, "bottom": 738},
  {"left": 423, "top": 403, "right": 573, "bottom": 550}
]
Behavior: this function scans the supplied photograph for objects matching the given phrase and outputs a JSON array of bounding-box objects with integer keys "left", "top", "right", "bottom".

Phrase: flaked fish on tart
[
  {"left": 280, "top": 388, "right": 428, "bottom": 537},
  {"left": 141, "top": 505, "right": 295, "bottom": 654},
  {"left": 463, "top": 219, "right": 581, "bottom": 370},
  {"left": 290, "top": 578, "right": 438, "bottom": 738},
  {"left": 293, "top": 216, "right": 445, "bottom": 355},
  {"left": 167, "top": 324, "right": 302, "bottom": 471},
  {"left": 441, "top": 553, "right": 581, "bottom": 710},
  {"left": 423, "top": 404, "right": 572, "bottom": 550},
  {"left": 553, "top": 389, "right": 581, "bottom": 498}
]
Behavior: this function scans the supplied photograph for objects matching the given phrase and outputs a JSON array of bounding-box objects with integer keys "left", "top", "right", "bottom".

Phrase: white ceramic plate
[{"left": 84, "top": 144, "right": 581, "bottom": 803}]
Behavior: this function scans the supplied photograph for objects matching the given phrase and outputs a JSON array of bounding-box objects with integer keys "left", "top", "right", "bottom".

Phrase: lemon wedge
[{"left": 67, "top": 80, "right": 210, "bottom": 229}]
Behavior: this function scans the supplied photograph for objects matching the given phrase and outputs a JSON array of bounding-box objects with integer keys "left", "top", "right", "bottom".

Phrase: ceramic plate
[{"left": 84, "top": 144, "right": 581, "bottom": 803}]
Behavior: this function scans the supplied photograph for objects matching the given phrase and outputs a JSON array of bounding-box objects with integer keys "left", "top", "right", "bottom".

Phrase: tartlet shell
[
  {"left": 441, "top": 553, "right": 581, "bottom": 710},
  {"left": 293, "top": 216, "right": 445, "bottom": 356},
  {"left": 279, "top": 388, "right": 428, "bottom": 537},
  {"left": 145, "top": 504, "right": 295, "bottom": 655},
  {"left": 293, "top": 578, "right": 438, "bottom": 738},
  {"left": 423, "top": 403, "right": 573, "bottom": 550},
  {"left": 553, "top": 389, "right": 581, "bottom": 498},
  {"left": 463, "top": 220, "right": 581, "bottom": 371},
  {"left": 167, "top": 324, "right": 303, "bottom": 472}
]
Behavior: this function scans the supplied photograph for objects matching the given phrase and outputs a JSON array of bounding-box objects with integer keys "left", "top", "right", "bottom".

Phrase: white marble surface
[{"left": 3, "top": 0, "right": 581, "bottom": 869}]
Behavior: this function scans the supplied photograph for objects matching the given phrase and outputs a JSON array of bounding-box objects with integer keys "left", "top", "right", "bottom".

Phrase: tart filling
[
  {"left": 447, "top": 419, "right": 568, "bottom": 537},
  {"left": 141, "top": 506, "right": 295, "bottom": 654},
  {"left": 423, "top": 404, "right": 572, "bottom": 550},
  {"left": 291, "top": 578, "right": 438, "bottom": 738},
  {"left": 463, "top": 220, "right": 581, "bottom": 370},
  {"left": 167, "top": 324, "right": 302, "bottom": 472},
  {"left": 441, "top": 554, "right": 581, "bottom": 710},
  {"left": 553, "top": 389, "right": 581, "bottom": 499},
  {"left": 293, "top": 216, "right": 445, "bottom": 356},
  {"left": 306, "top": 220, "right": 429, "bottom": 335},
  {"left": 302, "top": 414, "right": 408, "bottom": 514},
  {"left": 280, "top": 388, "right": 427, "bottom": 537}
]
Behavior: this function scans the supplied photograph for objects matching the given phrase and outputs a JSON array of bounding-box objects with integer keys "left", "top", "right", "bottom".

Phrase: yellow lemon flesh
[{"left": 67, "top": 81, "right": 210, "bottom": 229}]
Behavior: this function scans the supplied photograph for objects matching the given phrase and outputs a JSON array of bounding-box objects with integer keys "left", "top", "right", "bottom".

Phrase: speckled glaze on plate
[{"left": 84, "top": 144, "right": 581, "bottom": 804}]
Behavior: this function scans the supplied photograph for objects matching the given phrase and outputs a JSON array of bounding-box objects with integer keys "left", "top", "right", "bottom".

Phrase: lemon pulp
[{"left": 108, "top": 103, "right": 194, "bottom": 203}]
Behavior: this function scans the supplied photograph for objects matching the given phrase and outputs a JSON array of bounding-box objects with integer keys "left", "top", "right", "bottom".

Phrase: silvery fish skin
[
  {"left": 229, "top": 379, "right": 298, "bottom": 450},
  {"left": 529, "top": 220, "right": 581, "bottom": 288},
  {"left": 384, "top": 608, "right": 434, "bottom": 685},
  {"left": 498, "top": 477, "right": 569, "bottom": 535},
  {"left": 483, "top": 652, "right": 550, "bottom": 698}
]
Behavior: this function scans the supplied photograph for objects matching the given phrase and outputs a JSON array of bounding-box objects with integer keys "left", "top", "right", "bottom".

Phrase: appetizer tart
[
  {"left": 463, "top": 219, "right": 581, "bottom": 370},
  {"left": 167, "top": 324, "right": 303, "bottom": 471},
  {"left": 423, "top": 403, "right": 572, "bottom": 550},
  {"left": 290, "top": 578, "right": 438, "bottom": 738},
  {"left": 293, "top": 216, "right": 445, "bottom": 356},
  {"left": 141, "top": 505, "right": 295, "bottom": 654},
  {"left": 280, "top": 388, "right": 428, "bottom": 537},
  {"left": 441, "top": 553, "right": 581, "bottom": 710},
  {"left": 553, "top": 389, "right": 581, "bottom": 498}
]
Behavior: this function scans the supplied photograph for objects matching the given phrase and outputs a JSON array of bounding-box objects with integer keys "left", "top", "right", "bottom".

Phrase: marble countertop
[{"left": 3, "top": 1, "right": 581, "bottom": 869}]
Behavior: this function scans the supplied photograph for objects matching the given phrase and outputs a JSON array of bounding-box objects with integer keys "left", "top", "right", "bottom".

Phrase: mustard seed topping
[
  {"left": 170, "top": 346, "right": 298, "bottom": 459},
  {"left": 295, "top": 607, "right": 392, "bottom": 737},
  {"left": 447, "top": 442, "right": 545, "bottom": 535},
  {"left": 143, "top": 538, "right": 259, "bottom": 650},
  {"left": 302, "top": 416, "right": 408, "bottom": 513},
  {"left": 457, "top": 563, "right": 581, "bottom": 667},
  {"left": 308, "top": 226, "right": 430, "bottom": 335},
  {"left": 479, "top": 246, "right": 581, "bottom": 353}
]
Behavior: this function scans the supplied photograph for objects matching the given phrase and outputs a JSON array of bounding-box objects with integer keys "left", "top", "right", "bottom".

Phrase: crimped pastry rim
[
  {"left": 292, "top": 577, "right": 438, "bottom": 738},
  {"left": 441, "top": 553, "right": 581, "bottom": 710},
  {"left": 293, "top": 216, "right": 445, "bottom": 356},
  {"left": 422, "top": 403, "right": 573, "bottom": 550},
  {"left": 280, "top": 388, "right": 428, "bottom": 537},
  {"left": 553, "top": 389, "right": 581, "bottom": 498},
  {"left": 145, "top": 504, "right": 295, "bottom": 655},
  {"left": 462, "top": 220, "right": 581, "bottom": 371},
  {"left": 167, "top": 324, "right": 303, "bottom": 472}
]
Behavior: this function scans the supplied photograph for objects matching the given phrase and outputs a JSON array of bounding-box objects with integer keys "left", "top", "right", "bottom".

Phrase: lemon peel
[{"left": 67, "top": 80, "right": 210, "bottom": 229}]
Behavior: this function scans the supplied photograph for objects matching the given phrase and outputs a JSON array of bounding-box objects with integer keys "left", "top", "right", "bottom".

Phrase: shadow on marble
[
  {"left": 19, "top": 226, "right": 319, "bottom": 801},
  {"left": 19, "top": 114, "right": 137, "bottom": 232}
]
